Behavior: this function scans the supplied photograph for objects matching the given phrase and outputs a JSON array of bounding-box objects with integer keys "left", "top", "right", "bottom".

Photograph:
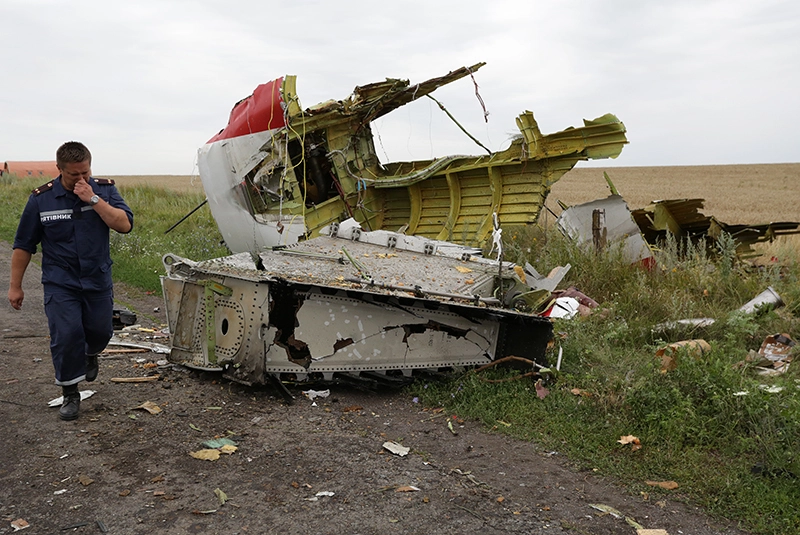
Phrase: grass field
[{"left": 109, "top": 174, "right": 206, "bottom": 194}]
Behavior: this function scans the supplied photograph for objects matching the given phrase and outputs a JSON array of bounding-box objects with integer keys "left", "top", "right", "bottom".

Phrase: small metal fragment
[{"left": 61, "top": 522, "right": 89, "bottom": 530}]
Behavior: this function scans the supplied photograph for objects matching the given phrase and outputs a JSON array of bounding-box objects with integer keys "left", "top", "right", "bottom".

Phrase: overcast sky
[{"left": 1, "top": 0, "right": 797, "bottom": 175}]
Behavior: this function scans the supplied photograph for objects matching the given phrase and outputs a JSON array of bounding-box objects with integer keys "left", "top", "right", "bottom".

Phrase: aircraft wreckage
[
  {"left": 161, "top": 63, "right": 628, "bottom": 387},
  {"left": 161, "top": 223, "right": 559, "bottom": 387},
  {"left": 197, "top": 62, "right": 627, "bottom": 252},
  {"left": 555, "top": 173, "right": 800, "bottom": 263}
]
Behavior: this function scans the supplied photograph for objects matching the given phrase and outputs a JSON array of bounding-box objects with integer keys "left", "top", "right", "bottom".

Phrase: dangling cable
[
  {"left": 466, "top": 65, "right": 489, "bottom": 123},
  {"left": 425, "top": 94, "right": 492, "bottom": 156}
]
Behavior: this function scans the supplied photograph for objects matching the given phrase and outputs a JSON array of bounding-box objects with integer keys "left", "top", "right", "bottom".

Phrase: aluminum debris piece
[
  {"left": 108, "top": 336, "right": 171, "bottom": 354},
  {"left": 306, "top": 491, "right": 335, "bottom": 501},
  {"left": 653, "top": 287, "right": 784, "bottom": 335},
  {"left": 738, "top": 286, "right": 783, "bottom": 314},
  {"left": 557, "top": 194, "right": 655, "bottom": 267},
  {"left": 759, "top": 333, "right": 795, "bottom": 362},
  {"left": 160, "top": 224, "right": 554, "bottom": 387},
  {"left": 382, "top": 441, "right": 410, "bottom": 457},
  {"left": 542, "top": 297, "right": 580, "bottom": 319},
  {"left": 48, "top": 390, "right": 95, "bottom": 407},
  {"left": 589, "top": 503, "right": 644, "bottom": 530},
  {"left": 651, "top": 317, "right": 716, "bottom": 334},
  {"left": 302, "top": 389, "right": 330, "bottom": 400},
  {"left": 631, "top": 197, "right": 800, "bottom": 257},
  {"left": 589, "top": 503, "right": 624, "bottom": 518},
  {"left": 524, "top": 263, "right": 571, "bottom": 293}
]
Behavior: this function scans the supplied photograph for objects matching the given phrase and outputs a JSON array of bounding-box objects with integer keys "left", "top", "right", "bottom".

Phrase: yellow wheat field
[{"left": 554, "top": 163, "right": 800, "bottom": 224}]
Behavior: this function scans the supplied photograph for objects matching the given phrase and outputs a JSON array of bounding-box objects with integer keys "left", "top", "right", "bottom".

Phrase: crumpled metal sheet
[{"left": 557, "top": 194, "right": 654, "bottom": 265}]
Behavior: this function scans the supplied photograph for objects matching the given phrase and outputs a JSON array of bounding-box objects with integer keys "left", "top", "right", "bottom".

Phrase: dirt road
[{"left": 0, "top": 241, "right": 749, "bottom": 534}]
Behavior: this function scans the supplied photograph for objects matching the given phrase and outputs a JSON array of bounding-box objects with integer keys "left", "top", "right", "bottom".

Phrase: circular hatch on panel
[{"left": 214, "top": 299, "right": 246, "bottom": 358}]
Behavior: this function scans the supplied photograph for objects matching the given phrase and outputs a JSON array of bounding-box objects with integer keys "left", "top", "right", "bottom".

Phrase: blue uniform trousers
[{"left": 44, "top": 288, "right": 114, "bottom": 386}]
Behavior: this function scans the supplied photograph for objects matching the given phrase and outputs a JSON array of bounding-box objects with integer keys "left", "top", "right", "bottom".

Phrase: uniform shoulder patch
[
  {"left": 94, "top": 178, "right": 116, "bottom": 185},
  {"left": 32, "top": 181, "right": 55, "bottom": 195}
]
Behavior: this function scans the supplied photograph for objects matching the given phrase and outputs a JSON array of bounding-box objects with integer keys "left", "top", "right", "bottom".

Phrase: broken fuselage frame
[
  {"left": 160, "top": 226, "right": 554, "bottom": 386},
  {"left": 198, "top": 63, "right": 628, "bottom": 254}
]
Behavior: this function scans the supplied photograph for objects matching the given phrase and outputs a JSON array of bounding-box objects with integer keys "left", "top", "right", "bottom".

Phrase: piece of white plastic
[
  {"left": 302, "top": 389, "right": 330, "bottom": 400},
  {"left": 48, "top": 390, "right": 96, "bottom": 407},
  {"left": 545, "top": 297, "right": 580, "bottom": 319},
  {"left": 382, "top": 441, "right": 410, "bottom": 457}
]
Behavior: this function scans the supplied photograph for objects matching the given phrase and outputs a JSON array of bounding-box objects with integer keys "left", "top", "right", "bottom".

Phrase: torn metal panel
[
  {"left": 556, "top": 195, "right": 655, "bottom": 266},
  {"left": 524, "top": 263, "right": 571, "bottom": 293},
  {"left": 160, "top": 227, "right": 553, "bottom": 385},
  {"left": 302, "top": 64, "right": 488, "bottom": 126},
  {"left": 631, "top": 198, "right": 800, "bottom": 255},
  {"left": 197, "top": 64, "right": 627, "bottom": 254},
  {"left": 739, "top": 286, "right": 783, "bottom": 314},
  {"left": 709, "top": 220, "right": 800, "bottom": 254},
  {"left": 295, "top": 292, "right": 496, "bottom": 372},
  {"left": 631, "top": 199, "right": 709, "bottom": 244}
]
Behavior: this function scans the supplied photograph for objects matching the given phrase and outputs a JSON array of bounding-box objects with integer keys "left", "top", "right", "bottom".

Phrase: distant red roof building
[{"left": 1, "top": 161, "right": 59, "bottom": 178}]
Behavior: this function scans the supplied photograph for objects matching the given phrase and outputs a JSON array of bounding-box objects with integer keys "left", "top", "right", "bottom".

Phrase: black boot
[
  {"left": 59, "top": 385, "right": 80, "bottom": 421},
  {"left": 86, "top": 354, "right": 99, "bottom": 382}
]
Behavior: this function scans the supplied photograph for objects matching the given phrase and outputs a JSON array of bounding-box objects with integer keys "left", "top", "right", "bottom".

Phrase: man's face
[{"left": 58, "top": 160, "right": 92, "bottom": 191}]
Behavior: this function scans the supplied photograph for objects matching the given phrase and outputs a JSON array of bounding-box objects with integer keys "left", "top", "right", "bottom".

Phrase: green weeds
[
  {"left": 108, "top": 184, "right": 228, "bottom": 291},
  {"left": 415, "top": 227, "right": 800, "bottom": 535}
]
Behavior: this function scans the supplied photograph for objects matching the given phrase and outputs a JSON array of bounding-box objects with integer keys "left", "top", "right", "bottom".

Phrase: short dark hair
[{"left": 56, "top": 141, "right": 92, "bottom": 167}]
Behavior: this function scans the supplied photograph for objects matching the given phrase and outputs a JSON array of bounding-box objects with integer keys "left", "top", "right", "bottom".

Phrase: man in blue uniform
[{"left": 7, "top": 142, "right": 133, "bottom": 421}]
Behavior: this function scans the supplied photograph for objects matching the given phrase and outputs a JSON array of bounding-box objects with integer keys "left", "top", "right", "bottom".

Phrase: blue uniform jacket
[{"left": 13, "top": 177, "right": 134, "bottom": 292}]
